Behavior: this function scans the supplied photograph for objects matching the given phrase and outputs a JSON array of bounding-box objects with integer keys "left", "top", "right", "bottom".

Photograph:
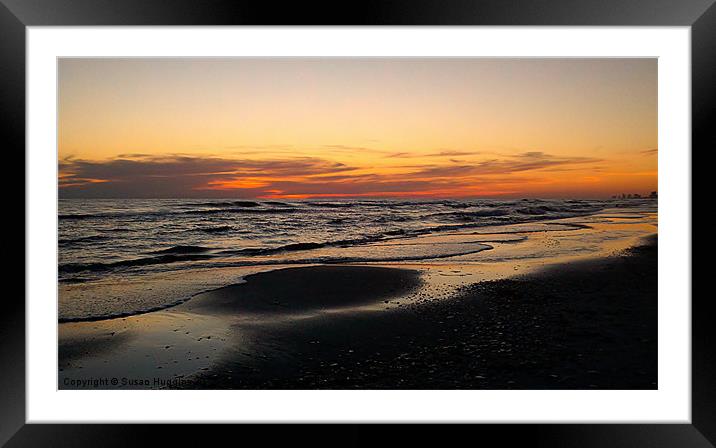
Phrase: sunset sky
[{"left": 58, "top": 58, "right": 657, "bottom": 199}]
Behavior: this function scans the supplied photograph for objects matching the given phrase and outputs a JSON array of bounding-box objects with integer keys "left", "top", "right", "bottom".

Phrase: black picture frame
[{"left": 3, "top": 0, "right": 710, "bottom": 446}]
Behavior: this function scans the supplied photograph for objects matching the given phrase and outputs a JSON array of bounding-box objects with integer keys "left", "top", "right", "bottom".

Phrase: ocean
[{"left": 58, "top": 198, "right": 652, "bottom": 322}]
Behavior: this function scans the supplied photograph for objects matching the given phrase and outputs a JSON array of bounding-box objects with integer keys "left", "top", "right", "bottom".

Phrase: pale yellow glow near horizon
[{"left": 58, "top": 58, "right": 657, "bottom": 199}]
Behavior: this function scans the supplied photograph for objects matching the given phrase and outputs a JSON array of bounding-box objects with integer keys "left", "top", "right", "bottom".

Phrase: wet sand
[
  {"left": 180, "top": 237, "right": 656, "bottom": 389},
  {"left": 58, "top": 266, "right": 422, "bottom": 389},
  {"left": 58, "top": 230, "right": 657, "bottom": 390}
]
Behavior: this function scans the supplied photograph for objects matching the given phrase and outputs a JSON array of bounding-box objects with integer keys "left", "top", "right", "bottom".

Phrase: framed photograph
[{"left": 5, "top": 0, "right": 711, "bottom": 445}]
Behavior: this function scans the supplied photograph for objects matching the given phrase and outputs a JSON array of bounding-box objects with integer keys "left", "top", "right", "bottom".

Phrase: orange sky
[{"left": 58, "top": 58, "right": 657, "bottom": 199}]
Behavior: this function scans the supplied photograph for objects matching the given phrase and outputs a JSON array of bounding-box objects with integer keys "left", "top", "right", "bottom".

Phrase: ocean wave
[
  {"left": 217, "top": 231, "right": 410, "bottom": 258},
  {"left": 434, "top": 208, "right": 511, "bottom": 221},
  {"left": 59, "top": 252, "right": 214, "bottom": 274},
  {"left": 181, "top": 207, "right": 297, "bottom": 215},
  {"left": 149, "top": 245, "right": 212, "bottom": 255},
  {"left": 60, "top": 202, "right": 296, "bottom": 220},
  {"left": 425, "top": 203, "right": 604, "bottom": 223},
  {"left": 183, "top": 243, "right": 495, "bottom": 274},
  {"left": 223, "top": 242, "right": 327, "bottom": 256},
  {"left": 195, "top": 225, "right": 233, "bottom": 233},
  {"left": 60, "top": 214, "right": 596, "bottom": 277},
  {"left": 194, "top": 200, "right": 261, "bottom": 207},
  {"left": 515, "top": 205, "right": 563, "bottom": 215},
  {"left": 59, "top": 213, "right": 105, "bottom": 220},
  {"left": 372, "top": 215, "right": 411, "bottom": 223},
  {"left": 307, "top": 202, "right": 355, "bottom": 208},
  {"left": 58, "top": 198, "right": 656, "bottom": 322},
  {"left": 59, "top": 210, "right": 169, "bottom": 221},
  {"left": 57, "top": 199, "right": 614, "bottom": 280},
  {"left": 59, "top": 235, "right": 108, "bottom": 245}
]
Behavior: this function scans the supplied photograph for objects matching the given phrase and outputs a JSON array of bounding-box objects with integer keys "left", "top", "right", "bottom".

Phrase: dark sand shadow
[{"left": 179, "top": 265, "right": 422, "bottom": 316}]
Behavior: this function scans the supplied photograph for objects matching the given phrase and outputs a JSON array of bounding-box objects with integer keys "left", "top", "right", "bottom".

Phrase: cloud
[
  {"left": 115, "top": 153, "right": 154, "bottom": 159},
  {"left": 61, "top": 155, "right": 353, "bottom": 178},
  {"left": 641, "top": 148, "right": 658, "bottom": 156},
  {"left": 59, "top": 155, "right": 357, "bottom": 198},
  {"left": 403, "top": 152, "right": 600, "bottom": 179},
  {"left": 387, "top": 150, "right": 482, "bottom": 158},
  {"left": 58, "top": 151, "right": 602, "bottom": 198}
]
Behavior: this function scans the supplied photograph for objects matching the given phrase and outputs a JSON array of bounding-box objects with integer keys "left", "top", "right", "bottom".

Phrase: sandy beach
[
  {"left": 59, "top": 227, "right": 656, "bottom": 390},
  {"left": 181, "top": 237, "right": 657, "bottom": 390}
]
